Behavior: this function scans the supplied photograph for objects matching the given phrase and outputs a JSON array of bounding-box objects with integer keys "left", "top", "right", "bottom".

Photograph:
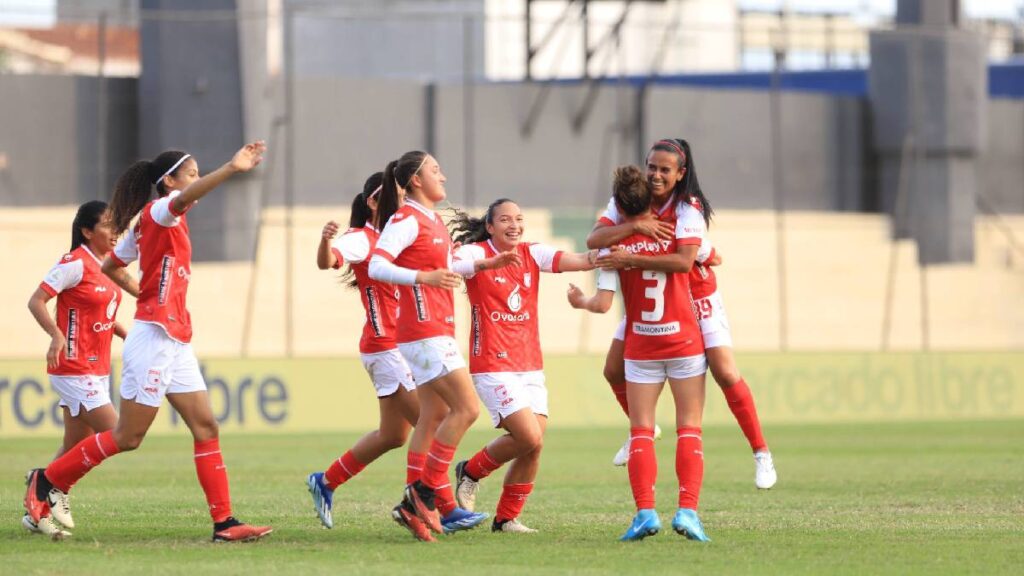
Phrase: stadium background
[{"left": 1, "top": 0, "right": 1021, "bottom": 439}]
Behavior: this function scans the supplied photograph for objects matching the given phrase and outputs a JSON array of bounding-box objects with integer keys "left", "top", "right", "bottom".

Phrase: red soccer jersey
[
  {"left": 330, "top": 225, "right": 400, "bottom": 354},
  {"left": 372, "top": 200, "right": 456, "bottom": 343},
  {"left": 456, "top": 240, "right": 563, "bottom": 374},
  {"left": 598, "top": 192, "right": 718, "bottom": 299},
  {"left": 40, "top": 245, "right": 122, "bottom": 376},
  {"left": 110, "top": 191, "right": 194, "bottom": 343},
  {"left": 601, "top": 231, "right": 704, "bottom": 361}
]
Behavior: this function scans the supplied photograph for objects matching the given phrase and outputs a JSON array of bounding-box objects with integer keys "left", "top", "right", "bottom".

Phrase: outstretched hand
[
  {"left": 566, "top": 283, "right": 587, "bottom": 309},
  {"left": 322, "top": 220, "right": 340, "bottom": 241},
  {"left": 231, "top": 140, "right": 267, "bottom": 173}
]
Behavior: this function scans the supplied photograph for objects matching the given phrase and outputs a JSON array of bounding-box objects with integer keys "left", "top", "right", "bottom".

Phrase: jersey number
[{"left": 641, "top": 270, "right": 666, "bottom": 322}]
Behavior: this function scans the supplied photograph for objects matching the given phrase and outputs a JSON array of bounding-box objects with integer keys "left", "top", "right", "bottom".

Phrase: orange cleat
[
  {"left": 392, "top": 502, "right": 435, "bottom": 542},
  {"left": 23, "top": 469, "right": 49, "bottom": 523},
  {"left": 403, "top": 481, "right": 443, "bottom": 534},
  {"left": 212, "top": 517, "right": 273, "bottom": 543}
]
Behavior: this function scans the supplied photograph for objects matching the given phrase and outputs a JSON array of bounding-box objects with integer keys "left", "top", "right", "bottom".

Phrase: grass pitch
[{"left": 2, "top": 420, "right": 1022, "bottom": 575}]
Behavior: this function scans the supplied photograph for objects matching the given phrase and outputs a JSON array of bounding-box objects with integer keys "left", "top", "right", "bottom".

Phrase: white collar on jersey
[
  {"left": 404, "top": 198, "right": 438, "bottom": 221},
  {"left": 655, "top": 193, "right": 678, "bottom": 218},
  {"left": 80, "top": 244, "right": 103, "bottom": 265}
]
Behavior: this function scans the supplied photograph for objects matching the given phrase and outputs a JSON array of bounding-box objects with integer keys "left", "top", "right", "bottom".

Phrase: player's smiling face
[
  {"left": 163, "top": 157, "right": 200, "bottom": 193},
  {"left": 486, "top": 201, "right": 523, "bottom": 251},
  {"left": 84, "top": 209, "right": 118, "bottom": 255},
  {"left": 645, "top": 150, "right": 684, "bottom": 203}
]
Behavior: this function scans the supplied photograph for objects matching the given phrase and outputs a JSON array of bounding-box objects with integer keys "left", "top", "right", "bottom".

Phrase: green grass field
[{"left": 2, "top": 420, "right": 1022, "bottom": 575}]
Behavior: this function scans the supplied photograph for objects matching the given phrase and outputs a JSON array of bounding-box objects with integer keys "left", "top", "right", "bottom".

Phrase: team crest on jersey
[
  {"left": 62, "top": 254, "right": 73, "bottom": 262},
  {"left": 507, "top": 284, "right": 522, "bottom": 313},
  {"left": 523, "top": 273, "right": 532, "bottom": 288}
]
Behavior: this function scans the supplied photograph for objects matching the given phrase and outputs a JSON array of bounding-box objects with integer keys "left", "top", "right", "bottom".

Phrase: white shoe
[
  {"left": 21, "top": 513, "right": 42, "bottom": 534},
  {"left": 47, "top": 488, "right": 74, "bottom": 528},
  {"left": 37, "top": 515, "right": 71, "bottom": 541},
  {"left": 454, "top": 460, "right": 479, "bottom": 512},
  {"left": 754, "top": 451, "right": 777, "bottom": 489},
  {"left": 492, "top": 518, "right": 538, "bottom": 533},
  {"left": 613, "top": 424, "right": 663, "bottom": 467}
]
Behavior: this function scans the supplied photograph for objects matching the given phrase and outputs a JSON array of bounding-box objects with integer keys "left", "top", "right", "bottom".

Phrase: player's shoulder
[{"left": 57, "top": 247, "right": 84, "bottom": 265}]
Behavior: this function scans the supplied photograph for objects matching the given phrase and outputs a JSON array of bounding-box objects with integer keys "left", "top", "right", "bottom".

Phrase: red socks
[
  {"left": 324, "top": 450, "right": 367, "bottom": 490},
  {"left": 422, "top": 440, "right": 457, "bottom": 516},
  {"left": 626, "top": 427, "right": 657, "bottom": 510},
  {"left": 676, "top": 426, "right": 704, "bottom": 509},
  {"left": 610, "top": 382, "right": 629, "bottom": 416},
  {"left": 45, "top": 430, "right": 121, "bottom": 492},
  {"left": 194, "top": 438, "right": 232, "bottom": 523},
  {"left": 722, "top": 379, "right": 768, "bottom": 452},
  {"left": 407, "top": 452, "right": 426, "bottom": 485},
  {"left": 496, "top": 482, "right": 534, "bottom": 522},
  {"left": 465, "top": 446, "right": 502, "bottom": 481}
]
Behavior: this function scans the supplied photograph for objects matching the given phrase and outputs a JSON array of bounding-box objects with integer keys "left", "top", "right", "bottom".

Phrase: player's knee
[
  {"left": 191, "top": 418, "right": 220, "bottom": 442},
  {"left": 711, "top": 365, "right": 741, "bottom": 388},
  {"left": 379, "top": 429, "right": 409, "bottom": 451},
  {"left": 520, "top": 429, "right": 543, "bottom": 454}
]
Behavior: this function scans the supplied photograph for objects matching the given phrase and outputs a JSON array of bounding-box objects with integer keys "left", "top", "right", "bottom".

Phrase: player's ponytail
[
  {"left": 675, "top": 138, "right": 713, "bottom": 227},
  {"left": 612, "top": 165, "right": 650, "bottom": 217},
  {"left": 375, "top": 151, "right": 429, "bottom": 230},
  {"left": 450, "top": 198, "right": 515, "bottom": 246},
  {"left": 109, "top": 150, "right": 189, "bottom": 234},
  {"left": 70, "top": 200, "right": 109, "bottom": 251},
  {"left": 339, "top": 172, "right": 384, "bottom": 289}
]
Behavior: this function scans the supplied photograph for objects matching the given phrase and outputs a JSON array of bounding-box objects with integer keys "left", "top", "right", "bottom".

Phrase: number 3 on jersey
[{"left": 641, "top": 270, "right": 666, "bottom": 322}]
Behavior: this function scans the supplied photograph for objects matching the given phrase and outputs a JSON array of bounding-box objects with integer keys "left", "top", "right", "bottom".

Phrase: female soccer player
[
  {"left": 305, "top": 172, "right": 421, "bottom": 530},
  {"left": 586, "top": 139, "right": 776, "bottom": 490},
  {"left": 23, "top": 200, "right": 129, "bottom": 538},
  {"left": 447, "top": 199, "right": 596, "bottom": 533},
  {"left": 571, "top": 165, "right": 710, "bottom": 541},
  {"left": 23, "top": 143, "right": 273, "bottom": 542},
  {"left": 368, "top": 150, "right": 516, "bottom": 541}
]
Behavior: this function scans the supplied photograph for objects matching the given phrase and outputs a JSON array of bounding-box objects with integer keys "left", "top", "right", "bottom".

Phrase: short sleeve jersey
[
  {"left": 110, "top": 190, "right": 194, "bottom": 343},
  {"left": 330, "top": 226, "right": 400, "bottom": 354},
  {"left": 455, "top": 240, "right": 562, "bottom": 374},
  {"left": 371, "top": 200, "right": 456, "bottom": 343},
  {"left": 39, "top": 245, "right": 122, "bottom": 376},
  {"left": 597, "top": 192, "right": 718, "bottom": 299},
  {"left": 598, "top": 228, "right": 705, "bottom": 361}
]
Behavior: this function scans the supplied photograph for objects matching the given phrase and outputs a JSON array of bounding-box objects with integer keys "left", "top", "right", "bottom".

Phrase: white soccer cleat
[
  {"left": 21, "top": 513, "right": 42, "bottom": 534},
  {"left": 453, "top": 460, "right": 479, "bottom": 512},
  {"left": 492, "top": 518, "right": 538, "bottom": 533},
  {"left": 754, "top": 451, "right": 777, "bottom": 489},
  {"left": 613, "top": 424, "right": 663, "bottom": 467},
  {"left": 37, "top": 515, "right": 71, "bottom": 541},
  {"left": 47, "top": 488, "right": 74, "bottom": 529}
]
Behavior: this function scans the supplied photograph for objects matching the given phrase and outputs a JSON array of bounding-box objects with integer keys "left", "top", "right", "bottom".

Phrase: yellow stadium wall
[{"left": 1, "top": 352, "right": 1021, "bottom": 438}]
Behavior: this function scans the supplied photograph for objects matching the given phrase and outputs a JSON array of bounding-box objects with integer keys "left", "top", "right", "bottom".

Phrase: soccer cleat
[
  {"left": 672, "top": 508, "right": 711, "bottom": 542},
  {"left": 21, "top": 513, "right": 41, "bottom": 534},
  {"left": 754, "top": 451, "right": 777, "bottom": 489},
  {"left": 454, "top": 460, "right": 479, "bottom": 511},
  {"left": 392, "top": 502, "right": 435, "bottom": 542},
  {"left": 441, "top": 507, "right": 488, "bottom": 534},
  {"left": 492, "top": 518, "right": 538, "bottom": 534},
  {"left": 23, "top": 468, "right": 48, "bottom": 523},
  {"left": 212, "top": 517, "right": 273, "bottom": 543},
  {"left": 37, "top": 515, "right": 72, "bottom": 541},
  {"left": 620, "top": 509, "right": 661, "bottom": 541},
  {"left": 47, "top": 487, "right": 74, "bottom": 529},
  {"left": 403, "top": 481, "right": 443, "bottom": 534},
  {"left": 613, "top": 424, "right": 663, "bottom": 467},
  {"left": 306, "top": 472, "right": 334, "bottom": 529}
]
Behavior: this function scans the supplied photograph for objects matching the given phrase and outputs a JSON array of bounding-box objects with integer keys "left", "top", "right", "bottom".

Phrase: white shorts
[
  {"left": 625, "top": 354, "right": 707, "bottom": 384},
  {"left": 361, "top": 349, "right": 416, "bottom": 397},
  {"left": 397, "top": 336, "right": 467, "bottom": 386},
  {"left": 695, "top": 291, "right": 733, "bottom": 349},
  {"left": 49, "top": 374, "right": 112, "bottom": 417},
  {"left": 472, "top": 371, "right": 549, "bottom": 427},
  {"left": 613, "top": 317, "right": 626, "bottom": 341},
  {"left": 120, "top": 322, "right": 206, "bottom": 408}
]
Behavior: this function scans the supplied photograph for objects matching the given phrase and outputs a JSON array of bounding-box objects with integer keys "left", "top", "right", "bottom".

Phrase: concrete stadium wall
[{"left": 0, "top": 75, "right": 137, "bottom": 206}]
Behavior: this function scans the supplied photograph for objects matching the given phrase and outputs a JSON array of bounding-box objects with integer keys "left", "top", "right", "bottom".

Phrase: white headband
[
  {"left": 369, "top": 184, "right": 382, "bottom": 199},
  {"left": 155, "top": 154, "right": 191, "bottom": 185}
]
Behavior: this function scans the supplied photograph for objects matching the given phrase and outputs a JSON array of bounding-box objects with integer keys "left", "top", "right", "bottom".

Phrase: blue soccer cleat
[
  {"left": 619, "top": 509, "right": 661, "bottom": 541},
  {"left": 672, "top": 508, "right": 711, "bottom": 542},
  {"left": 441, "top": 507, "right": 489, "bottom": 534},
  {"left": 306, "top": 472, "right": 334, "bottom": 529}
]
